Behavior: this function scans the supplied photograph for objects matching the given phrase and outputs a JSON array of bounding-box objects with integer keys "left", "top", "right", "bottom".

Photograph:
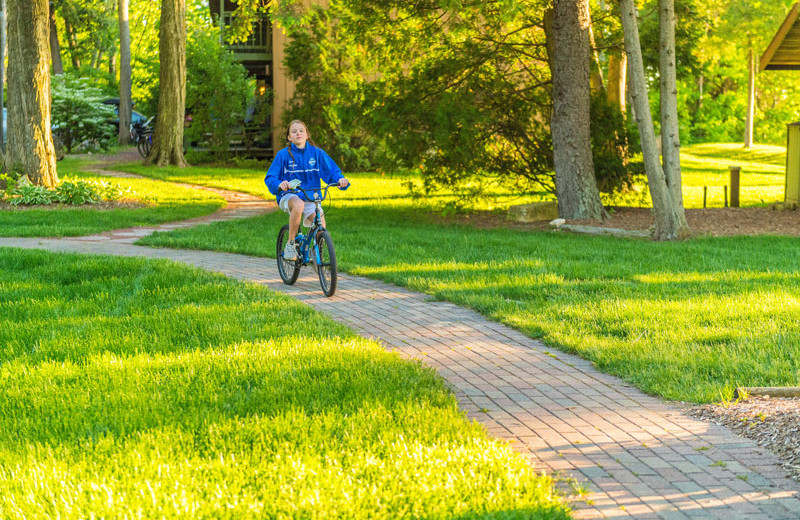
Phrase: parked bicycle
[
  {"left": 130, "top": 117, "right": 154, "bottom": 158},
  {"left": 276, "top": 182, "right": 341, "bottom": 297}
]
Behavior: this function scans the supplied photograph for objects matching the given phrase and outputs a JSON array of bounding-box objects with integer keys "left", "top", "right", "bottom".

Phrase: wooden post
[
  {"left": 703, "top": 186, "right": 707, "bottom": 208},
  {"left": 730, "top": 166, "right": 741, "bottom": 208},
  {"left": 724, "top": 185, "right": 728, "bottom": 207}
]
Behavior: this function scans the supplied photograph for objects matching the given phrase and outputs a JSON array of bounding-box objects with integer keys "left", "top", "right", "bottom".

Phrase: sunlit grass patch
[
  {"left": 0, "top": 159, "right": 225, "bottom": 237},
  {"left": 0, "top": 248, "right": 568, "bottom": 519}
]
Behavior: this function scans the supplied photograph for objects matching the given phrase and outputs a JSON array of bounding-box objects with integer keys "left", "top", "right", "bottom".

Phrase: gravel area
[{"left": 689, "top": 396, "right": 800, "bottom": 482}]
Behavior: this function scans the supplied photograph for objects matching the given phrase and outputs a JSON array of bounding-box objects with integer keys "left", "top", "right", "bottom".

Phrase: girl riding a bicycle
[{"left": 265, "top": 120, "right": 349, "bottom": 261}]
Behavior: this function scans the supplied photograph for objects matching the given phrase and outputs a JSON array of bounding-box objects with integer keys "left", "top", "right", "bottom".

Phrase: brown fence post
[{"left": 730, "top": 166, "right": 741, "bottom": 208}]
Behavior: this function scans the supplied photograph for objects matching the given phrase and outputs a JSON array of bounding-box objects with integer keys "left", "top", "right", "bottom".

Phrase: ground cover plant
[
  {"left": 136, "top": 144, "right": 799, "bottom": 404},
  {"left": 0, "top": 158, "right": 224, "bottom": 237},
  {"left": 0, "top": 248, "right": 568, "bottom": 519}
]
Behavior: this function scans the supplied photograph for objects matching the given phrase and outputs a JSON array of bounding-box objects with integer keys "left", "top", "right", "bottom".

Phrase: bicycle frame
[
  {"left": 283, "top": 183, "right": 336, "bottom": 267},
  {"left": 276, "top": 182, "right": 343, "bottom": 296}
]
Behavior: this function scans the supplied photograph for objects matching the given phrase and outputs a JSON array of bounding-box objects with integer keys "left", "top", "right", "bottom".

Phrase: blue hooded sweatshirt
[{"left": 264, "top": 143, "right": 347, "bottom": 203}]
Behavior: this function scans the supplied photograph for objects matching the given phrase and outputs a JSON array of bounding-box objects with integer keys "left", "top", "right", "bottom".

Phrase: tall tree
[
  {"left": 49, "top": 0, "right": 64, "bottom": 74},
  {"left": 118, "top": 0, "right": 132, "bottom": 144},
  {"left": 0, "top": 0, "right": 6, "bottom": 151},
  {"left": 145, "top": 0, "right": 187, "bottom": 167},
  {"left": 744, "top": 48, "right": 755, "bottom": 148},
  {"left": 6, "top": 0, "right": 58, "bottom": 186},
  {"left": 618, "top": 0, "right": 688, "bottom": 240},
  {"left": 658, "top": 0, "right": 688, "bottom": 219},
  {"left": 549, "top": 0, "right": 605, "bottom": 220}
]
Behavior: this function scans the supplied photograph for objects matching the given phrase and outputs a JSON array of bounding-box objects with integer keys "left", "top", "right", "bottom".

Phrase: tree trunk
[
  {"left": 90, "top": 49, "right": 101, "bottom": 69},
  {"left": 607, "top": 48, "right": 626, "bottom": 114},
  {"left": 587, "top": 15, "right": 605, "bottom": 95},
  {"left": 548, "top": 0, "right": 605, "bottom": 220},
  {"left": 7, "top": 0, "right": 58, "bottom": 187},
  {"left": 0, "top": 0, "right": 6, "bottom": 152},
  {"left": 145, "top": 0, "right": 187, "bottom": 167},
  {"left": 48, "top": 0, "right": 63, "bottom": 74},
  {"left": 658, "top": 0, "right": 688, "bottom": 225},
  {"left": 744, "top": 48, "right": 755, "bottom": 148},
  {"left": 618, "top": 0, "right": 688, "bottom": 240},
  {"left": 118, "top": 0, "right": 132, "bottom": 145},
  {"left": 64, "top": 17, "right": 80, "bottom": 68}
]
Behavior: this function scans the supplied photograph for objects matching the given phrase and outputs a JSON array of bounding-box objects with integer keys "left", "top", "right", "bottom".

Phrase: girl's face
[{"left": 288, "top": 123, "right": 308, "bottom": 148}]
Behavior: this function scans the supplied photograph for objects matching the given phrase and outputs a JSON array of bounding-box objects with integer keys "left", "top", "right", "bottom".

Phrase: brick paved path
[{"left": 2, "top": 177, "right": 799, "bottom": 519}]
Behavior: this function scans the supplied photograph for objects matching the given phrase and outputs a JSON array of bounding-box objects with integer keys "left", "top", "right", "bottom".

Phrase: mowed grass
[
  {"left": 136, "top": 143, "right": 800, "bottom": 403},
  {"left": 0, "top": 248, "right": 568, "bottom": 519},
  {"left": 680, "top": 143, "right": 785, "bottom": 208},
  {"left": 0, "top": 157, "right": 224, "bottom": 237},
  {"left": 116, "top": 142, "right": 788, "bottom": 211}
]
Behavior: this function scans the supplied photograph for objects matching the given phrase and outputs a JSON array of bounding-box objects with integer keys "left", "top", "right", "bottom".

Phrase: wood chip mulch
[{"left": 689, "top": 397, "right": 800, "bottom": 482}]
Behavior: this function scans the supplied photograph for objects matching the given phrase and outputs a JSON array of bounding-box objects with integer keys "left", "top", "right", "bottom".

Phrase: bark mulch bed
[
  {"left": 449, "top": 206, "right": 800, "bottom": 237},
  {"left": 689, "top": 397, "right": 800, "bottom": 482}
]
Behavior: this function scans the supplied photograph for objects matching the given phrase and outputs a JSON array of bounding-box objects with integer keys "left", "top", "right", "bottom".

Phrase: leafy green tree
[
  {"left": 279, "top": 0, "right": 558, "bottom": 194},
  {"left": 51, "top": 73, "right": 117, "bottom": 152},
  {"left": 676, "top": 0, "right": 796, "bottom": 144},
  {"left": 185, "top": 28, "right": 253, "bottom": 159}
]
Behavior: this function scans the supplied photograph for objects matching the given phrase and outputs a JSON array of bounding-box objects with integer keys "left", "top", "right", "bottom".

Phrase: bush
[
  {"left": 0, "top": 172, "right": 21, "bottom": 196},
  {"left": 7, "top": 180, "right": 126, "bottom": 206},
  {"left": 51, "top": 72, "right": 117, "bottom": 153},
  {"left": 590, "top": 93, "right": 644, "bottom": 194},
  {"left": 185, "top": 29, "right": 254, "bottom": 160},
  {"left": 56, "top": 181, "right": 103, "bottom": 205},
  {"left": 10, "top": 185, "right": 55, "bottom": 206}
]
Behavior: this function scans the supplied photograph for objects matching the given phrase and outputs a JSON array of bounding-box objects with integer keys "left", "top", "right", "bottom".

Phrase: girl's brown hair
[{"left": 286, "top": 119, "right": 316, "bottom": 160}]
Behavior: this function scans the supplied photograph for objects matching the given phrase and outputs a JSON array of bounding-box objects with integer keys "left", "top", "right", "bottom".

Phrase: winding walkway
[{"left": 2, "top": 168, "right": 799, "bottom": 519}]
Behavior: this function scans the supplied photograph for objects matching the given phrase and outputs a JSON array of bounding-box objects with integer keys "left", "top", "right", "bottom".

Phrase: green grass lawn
[
  {"left": 0, "top": 248, "right": 568, "bottom": 519},
  {"left": 680, "top": 143, "right": 785, "bottom": 208},
  {"left": 114, "top": 142, "right": 787, "bottom": 211},
  {"left": 135, "top": 143, "right": 800, "bottom": 404},
  {"left": 0, "top": 157, "right": 225, "bottom": 237}
]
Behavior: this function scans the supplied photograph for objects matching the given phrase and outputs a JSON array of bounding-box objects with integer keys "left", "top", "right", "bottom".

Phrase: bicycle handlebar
[{"left": 279, "top": 182, "right": 344, "bottom": 201}]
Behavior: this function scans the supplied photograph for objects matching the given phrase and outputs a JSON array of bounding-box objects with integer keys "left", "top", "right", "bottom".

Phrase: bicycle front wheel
[
  {"left": 314, "top": 230, "right": 337, "bottom": 297},
  {"left": 277, "top": 225, "right": 301, "bottom": 285}
]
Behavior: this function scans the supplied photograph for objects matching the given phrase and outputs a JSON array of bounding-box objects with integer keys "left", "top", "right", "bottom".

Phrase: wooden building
[
  {"left": 760, "top": 3, "right": 800, "bottom": 71},
  {"left": 761, "top": 3, "right": 800, "bottom": 207},
  {"left": 208, "top": 0, "right": 327, "bottom": 156}
]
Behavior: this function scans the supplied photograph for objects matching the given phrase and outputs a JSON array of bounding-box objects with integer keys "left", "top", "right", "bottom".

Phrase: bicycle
[
  {"left": 130, "top": 117, "right": 154, "bottom": 158},
  {"left": 276, "top": 182, "right": 342, "bottom": 297}
]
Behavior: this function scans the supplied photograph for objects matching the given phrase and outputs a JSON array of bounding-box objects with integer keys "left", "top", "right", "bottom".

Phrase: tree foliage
[
  {"left": 185, "top": 28, "right": 253, "bottom": 159},
  {"left": 278, "top": 0, "right": 558, "bottom": 193},
  {"left": 51, "top": 73, "right": 117, "bottom": 152}
]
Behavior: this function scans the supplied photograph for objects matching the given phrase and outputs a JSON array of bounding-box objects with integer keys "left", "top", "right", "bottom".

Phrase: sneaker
[{"left": 283, "top": 240, "right": 298, "bottom": 261}]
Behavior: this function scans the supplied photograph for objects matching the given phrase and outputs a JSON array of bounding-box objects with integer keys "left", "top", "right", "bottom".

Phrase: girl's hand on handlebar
[
  {"left": 338, "top": 178, "right": 350, "bottom": 188},
  {"left": 279, "top": 180, "right": 290, "bottom": 191}
]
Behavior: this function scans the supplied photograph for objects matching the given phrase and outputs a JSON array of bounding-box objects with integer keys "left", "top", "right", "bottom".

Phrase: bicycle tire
[
  {"left": 137, "top": 134, "right": 153, "bottom": 158},
  {"left": 314, "top": 230, "right": 337, "bottom": 297},
  {"left": 277, "top": 224, "right": 301, "bottom": 285}
]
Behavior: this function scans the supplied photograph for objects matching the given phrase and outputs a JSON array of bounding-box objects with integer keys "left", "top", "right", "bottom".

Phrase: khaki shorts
[{"left": 279, "top": 194, "right": 322, "bottom": 227}]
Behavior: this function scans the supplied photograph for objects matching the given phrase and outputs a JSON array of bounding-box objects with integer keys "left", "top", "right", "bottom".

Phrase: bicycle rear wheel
[
  {"left": 137, "top": 134, "right": 152, "bottom": 158},
  {"left": 314, "top": 230, "right": 337, "bottom": 297},
  {"left": 277, "top": 225, "right": 301, "bottom": 285}
]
